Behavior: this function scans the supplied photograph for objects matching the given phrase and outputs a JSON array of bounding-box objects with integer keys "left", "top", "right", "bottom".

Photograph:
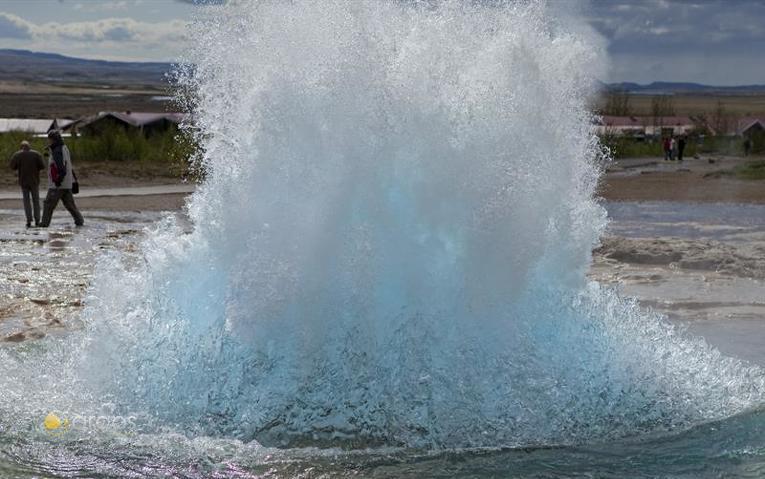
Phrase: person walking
[
  {"left": 669, "top": 136, "right": 677, "bottom": 161},
  {"left": 40, "top": 131, "right": 84, "bottom": 228},
  {"left": 677, "top": 134, "right": 687, "bottom": 162},
  {"left": 662, "top": 136, "right": 671, "bottom": 161},
  {"left": 9, "top": 140, "right": 45, "bottom": 228}
]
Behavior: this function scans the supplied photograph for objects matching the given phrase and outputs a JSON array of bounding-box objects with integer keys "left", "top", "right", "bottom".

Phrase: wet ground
[
  {"left": 0, "top": 198, "right": 762, "bottom": 370},
  {"left": 592, "top": 201, "right": 765, "bottom": 366},
  {"left": 0, "top": 209, "right": 174, "bottom": 343}
]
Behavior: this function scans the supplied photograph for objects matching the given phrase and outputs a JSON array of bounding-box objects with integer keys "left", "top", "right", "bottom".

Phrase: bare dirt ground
[
  {"left": 1, "top": 161, "right": 190, "bottom": 211},
  {"left": 0, "top": 193, "right": 189, "bottom": 212},
  {"left": 599, "top": 155, "right": 765, "bottom": 203},
  {"left": 1, "top": 160, "right": 180, "bottom": 188},
  {"left": 1, "top": 154, "right": 763, "bottom": 211},
  {"left": 0, "top": 81, "right": 173, "bottom": 118}
]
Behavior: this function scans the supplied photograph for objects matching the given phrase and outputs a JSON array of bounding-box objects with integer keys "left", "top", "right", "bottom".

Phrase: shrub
[
  {"left": 2, "top": 126, "right": 198, "bottom": 164},
  {"left": 734, "top": 160, "right": 765, "bottom": 180}
]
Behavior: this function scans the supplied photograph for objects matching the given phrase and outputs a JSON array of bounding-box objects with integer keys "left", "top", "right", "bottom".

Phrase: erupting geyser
[{"left": 1, "top": 0, "right": 763, "bottom": 452}]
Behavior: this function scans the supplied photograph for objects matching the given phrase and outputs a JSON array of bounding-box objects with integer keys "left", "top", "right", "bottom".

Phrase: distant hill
[
  {"left": 0, "top": 49, "right": 172, "bottom": 87},
  {"left": 3, "top": 49, "right": 765, "bottom": 95},
  {"left": 603, "top": 81, "right": 765, "bottom": 95}
]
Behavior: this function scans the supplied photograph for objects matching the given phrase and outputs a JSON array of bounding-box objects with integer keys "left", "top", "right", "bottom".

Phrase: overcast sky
[{"left": 0, "top": 0, "right": 763, "bottom": 86}]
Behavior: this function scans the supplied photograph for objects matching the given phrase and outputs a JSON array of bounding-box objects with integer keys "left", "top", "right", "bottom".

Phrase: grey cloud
[
  {"left": 0, "top": 12, "right": 185, "bottom": 56},
  {"left": 103, "top": 25, "right": 136, "bottom": 41},
  {"left": 585, "top": 0, "right": 765, "bottom": 83},
  {"left": 50, "top": 18, "right": 180, "bottom": 43},
  {"left": 0, "top": 12, "right": 34, "bottom": 39},
  {"left": 589, "top": 0, "right": 765, "bottom": 48}
]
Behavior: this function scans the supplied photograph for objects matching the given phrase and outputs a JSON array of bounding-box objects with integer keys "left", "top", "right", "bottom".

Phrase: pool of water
[
  {"left": 605, "top": 201, "right": 765, "bottom": 242},
  {"left": 0, "top": 203, "right": 763, "bottom": 478},
  {"left": 0, "top": 408, "right": 763, "bottom": 478}
]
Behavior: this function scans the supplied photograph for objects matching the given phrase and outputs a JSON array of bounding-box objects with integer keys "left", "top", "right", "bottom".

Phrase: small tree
[
  {"left": 651, "top": 95, "right": 675, "bottom": 136},
  {"left": 602, "top": 89, "right": 632, "bottom": 116},
  {"left": 710, "top": 100, "right": 730, "bottom": 137},
  {"left": 651, "top": 95, "right": 675, "bottom": 117}
]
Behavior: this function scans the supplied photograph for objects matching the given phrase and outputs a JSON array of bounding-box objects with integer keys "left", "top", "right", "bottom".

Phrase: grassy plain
[
  {"left": 593, "top": 93, "right": 765, "bottom": 117},
  {"left": 0, "top": 81, "right": 173, "bottom": 118}
]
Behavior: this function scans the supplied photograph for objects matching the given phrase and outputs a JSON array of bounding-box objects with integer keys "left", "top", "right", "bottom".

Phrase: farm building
[
  {"left": 594, "top": 116, "right": 699, "bottom": 138},
  {"left": 644, "top": 116, "right": 698, "bottom": 136},
  {"left": 72, "top": 111, "right": 188, "bottom": 136},
  {"left": 595, "top": 116, "right": 647, "bottom": 137},
  {"left": 736, "top": 118, "right": 764, "bottom": 137},
  {"left": 704, "top": 117, "right": 765, "bottom": 137}
]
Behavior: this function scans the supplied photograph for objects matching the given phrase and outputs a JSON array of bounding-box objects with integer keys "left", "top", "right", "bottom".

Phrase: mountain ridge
[
  {"left": 602, "top": 81, "right": 765, "bottom": 94},
  {"left": 0, "top": 49, "right": 173, "bottom": 87},
  {"left": 2, "top": 49, "right": 764, "bottom": 94}
]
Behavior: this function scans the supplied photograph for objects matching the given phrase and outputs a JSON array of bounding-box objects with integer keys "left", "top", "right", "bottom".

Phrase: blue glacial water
[{"left": 0, "top": 1, "right": 763, "bottom": 477}]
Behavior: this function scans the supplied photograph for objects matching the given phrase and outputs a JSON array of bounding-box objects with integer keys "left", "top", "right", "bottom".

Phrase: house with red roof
[{"left": 594, "top": 115, "right": 698, "bottom": 138}]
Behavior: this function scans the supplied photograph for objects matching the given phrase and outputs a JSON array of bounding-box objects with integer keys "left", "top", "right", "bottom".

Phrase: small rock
[{"left": 4, "top": 332, "right": 25, "bottom": 342}]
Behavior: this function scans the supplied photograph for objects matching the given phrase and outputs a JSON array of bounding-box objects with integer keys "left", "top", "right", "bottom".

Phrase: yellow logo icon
[{"left": 43, "top": 412, "right": 69, "bottom": 433}]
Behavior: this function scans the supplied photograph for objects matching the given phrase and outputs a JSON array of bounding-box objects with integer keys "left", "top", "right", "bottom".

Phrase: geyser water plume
[{"left": 1, "top": 0, "right": 763, "bottom": 451}]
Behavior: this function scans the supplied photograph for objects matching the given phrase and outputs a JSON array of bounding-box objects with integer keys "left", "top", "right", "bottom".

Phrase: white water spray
[{"left": 0, "top": 0, "right": 762, "bottom": 450}]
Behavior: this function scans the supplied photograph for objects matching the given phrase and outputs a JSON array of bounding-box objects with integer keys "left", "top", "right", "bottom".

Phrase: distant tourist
[
  {"left": 662, "top": 136, "right": 671, "bottom": 161},
  {"left": 39, "top": 131, "right": 84, "bottom": 228},
  {"left": 669, "top": 136, "right": 677, "bottom": 161},
  {"left": 744, "top": 137, "right": 752, "bottom": 156},
  {"left": 677, "top": 134, "right": 686, "bottom": 162},
  {"left": 9, "top": 140, "right": 45, "bottom": 228}
]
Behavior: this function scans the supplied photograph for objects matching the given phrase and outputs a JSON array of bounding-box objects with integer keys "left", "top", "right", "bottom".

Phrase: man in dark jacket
[
  {"left": 677, "top": 135, "right": 687, "bottom": 162},
  {"left": 9, "top": 140, "right": 45, "bottom": 227}
]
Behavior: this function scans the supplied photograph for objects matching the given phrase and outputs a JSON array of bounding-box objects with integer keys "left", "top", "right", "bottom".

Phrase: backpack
[{"left": 50, "top": 162, "right": 62, "bottom": 185}]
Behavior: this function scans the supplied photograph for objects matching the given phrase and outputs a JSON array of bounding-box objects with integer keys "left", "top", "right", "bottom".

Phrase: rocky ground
[{"left": 599, "top": 155, "right": 765, "bottom": 203}]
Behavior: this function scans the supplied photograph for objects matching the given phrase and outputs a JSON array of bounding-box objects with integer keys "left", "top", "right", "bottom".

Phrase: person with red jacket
[
  {"left": 40, "top": 131, "right": 84, "bottom": 227},
  {"left": 662, "top": 136, "right": 671, "bottom": 161}
]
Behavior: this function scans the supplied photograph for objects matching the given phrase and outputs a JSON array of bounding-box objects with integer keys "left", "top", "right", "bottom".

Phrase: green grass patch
[
  {"left": 1, "top": 126, "right": 200, "bottom": 179},
  {"left": 734, "top": 160, "right": 765, "bottom": 180},
  {"left": 600, "top": 135, "right": 698, "bottom": 159}
]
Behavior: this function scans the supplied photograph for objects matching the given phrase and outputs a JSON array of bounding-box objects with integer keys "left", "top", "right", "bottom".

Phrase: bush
[
  {"left": 66, "top": 125, "right": 176, "bottom": 163},
  {"left": 1, "top": 126, "right": 199, "bottom": 176},
  {"left": 601, "top": 134, "right": 697, "bottom": 159},
  {"left": 734, "top": 160, "right": 765, "bottom": 180},
  {"left": 696, "top": 136, "right": 742, "bottom": 156},
  {"left": 750, "top": 131, "right": 765, "bottom": 154},
  {"left": 0, "top": 131, "right": 48, "bottom": 162}
]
